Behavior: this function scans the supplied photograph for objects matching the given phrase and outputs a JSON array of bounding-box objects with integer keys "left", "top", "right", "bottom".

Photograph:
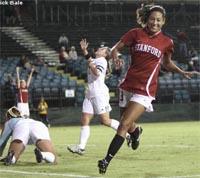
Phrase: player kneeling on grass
[{"left": 0, "top": 106, "right": 57, "bottom": 165}]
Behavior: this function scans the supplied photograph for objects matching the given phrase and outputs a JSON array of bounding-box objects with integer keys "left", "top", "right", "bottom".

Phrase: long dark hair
[
  {"left": 6, "top": 106, "right": 21, "bottom": 120},
  {"left": 136, "top": 4, "right": 166, "bottom": 27}
]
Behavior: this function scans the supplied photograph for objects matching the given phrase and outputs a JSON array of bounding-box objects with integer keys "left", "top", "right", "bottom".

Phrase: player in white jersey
[
  {"left": 0, "top": 106, "right": 57, "bottom": 165},
  {"left": 67, "top": 39, "right": 123, "bottom": 155}
]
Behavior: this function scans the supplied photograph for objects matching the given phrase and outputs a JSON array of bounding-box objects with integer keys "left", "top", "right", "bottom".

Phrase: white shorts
[
  {"left": 12, "top": 120, "right": 50, "bottom": 146},
  {"left": 119, "top": 88, "right": 132, "bottom": 108},
  {"left": 17, "top": 102, "right": 30, "bottom": 117},
  {"left": 82, "top": 94, "right": 112, "bottom": 115},
  {"left": 119, "top": 89, "right": 154, "bottom": 112}
]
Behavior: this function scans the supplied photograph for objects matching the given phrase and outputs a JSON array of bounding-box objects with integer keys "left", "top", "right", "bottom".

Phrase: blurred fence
[
  {"left": 32, "top": 103, "right": 200, "bottom": 125},
  {"left": 0, "top": 102, "right": 199, "bottom": 125}
]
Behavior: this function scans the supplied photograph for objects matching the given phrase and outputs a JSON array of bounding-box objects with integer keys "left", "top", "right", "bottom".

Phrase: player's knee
[{"left": 100, "top": 118, "right": 110, "bottom": 126}]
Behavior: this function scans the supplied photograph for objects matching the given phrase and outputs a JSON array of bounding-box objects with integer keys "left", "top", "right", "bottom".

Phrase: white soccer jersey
[
  {"left": 0, "top": 117, "right": 50, "bottom": 156},
  {"left": 12, "top": 118, "right": 50, "bottom": 145},
  {"left": 86, "top": 57, "right": 109, "bottom": 98}
]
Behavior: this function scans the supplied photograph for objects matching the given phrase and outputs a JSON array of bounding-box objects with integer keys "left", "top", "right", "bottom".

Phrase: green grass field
[{"left": 0, "top": 121, "right": 200, "bottom": 178}]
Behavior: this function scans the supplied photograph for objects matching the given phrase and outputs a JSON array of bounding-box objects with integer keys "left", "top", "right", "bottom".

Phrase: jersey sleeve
[
  {"left": 95, "top": 58, "right": 107, "bottom": 74},
  {"left": 165, "top": 39, "right": 174, "bottom": 55},
  {"left": 0, "top": 122, "right": 12, "bottom": 156},
  {"left": 120, "top": 28, "right": 137, "bottom": 47}
]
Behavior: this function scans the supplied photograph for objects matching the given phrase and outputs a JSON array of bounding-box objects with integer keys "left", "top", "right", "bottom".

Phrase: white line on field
[
  {"left": 0, "top": 169, "right": 199, "bottom": 178},
  {"left": 0, "top": 169, "right": 103, "bottom": 178},
  {"left": 143, "top": 144, "right": 199, "bottom": 148},
  {"left": 151, "top": 175, "right": 200, "bottom": 178},
  {"left": 66, "top": 144, "right": 96, "bottom": 147},
  {"left": 65, "top": 144, "right": 199, "bottom": 149}
]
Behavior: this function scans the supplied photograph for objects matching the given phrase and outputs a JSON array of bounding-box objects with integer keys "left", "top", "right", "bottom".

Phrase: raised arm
[
  {"left": 80, "top": 39, "right": 99, "bottom": 76},
  {"left": 80, "top": 39, "right": 89, "bottom": 56},
  {"left": 26, "top": 68, "right": 34, "bottom": 88},
  {"left": 16, "top": 67, "right": 20, "bottom": 89}
]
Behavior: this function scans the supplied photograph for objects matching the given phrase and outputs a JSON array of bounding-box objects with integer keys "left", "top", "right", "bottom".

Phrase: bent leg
[
  {"left": 7, "top": 139, "right": 25, "bottom": 164},
  {"left": 99, "top": 102, "right": 145, "bottom": 168},
  {"left": 36, "top": 139, "right": 57, "bottom": 163},
  {"left": 99, "top": 112, "right": 120, "bottom": 130},
  {"left": 118, "top": 101, "right": 145, "bottom": 138}
]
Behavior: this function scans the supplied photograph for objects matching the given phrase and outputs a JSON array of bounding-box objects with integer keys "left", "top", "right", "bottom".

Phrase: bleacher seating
[
  {"left": 1, "top": 1, "right": 199, "bottom": 108},
  {"left": 158, "top": 68, "right": 200, "bottom": 103},
  {"left": 0, "top": 32, "right": 30, "bottom": 56},
  {"left": 173, "top": 89, "right": 191, "bottom": 103},
  {"left": 0, "top": 57, "right": 86, "bottom": 108}
]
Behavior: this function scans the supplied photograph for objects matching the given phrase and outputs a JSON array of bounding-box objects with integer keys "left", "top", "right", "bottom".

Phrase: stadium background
[{"left": 0, "top": 0, "right": 199, "bottom": 124}]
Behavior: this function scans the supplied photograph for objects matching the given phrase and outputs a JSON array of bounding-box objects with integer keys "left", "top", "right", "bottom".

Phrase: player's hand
[
  {"left": 182, "top": 71, "right": 200, "bottom": 79},
  {"left": 31, "top": 67, "right": 35, "bottom": 72},
  {"left": 80, "top": 39, "right": 89, "bottom": 51},
  {"left": 16, "top": 67, "right": 20, "bottom": 72}
]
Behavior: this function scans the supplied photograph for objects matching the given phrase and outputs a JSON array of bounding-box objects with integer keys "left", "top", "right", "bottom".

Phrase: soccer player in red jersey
[
  {"left": 16, "top": 67, "right": 34, "bottom": 117},
  {"left": 98, "top": 4, "right": 198, "bottom": 174}
]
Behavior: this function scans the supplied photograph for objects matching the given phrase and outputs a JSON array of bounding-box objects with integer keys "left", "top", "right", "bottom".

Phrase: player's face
[
  {"left": 95, "top": 47, "right": 108, "bottom": 58},
  {"left": 20, "top": 81, "right": 26, "bottom": 88},
  {"left": 147, "top": 11, "right": 165, "bottom": 34}
]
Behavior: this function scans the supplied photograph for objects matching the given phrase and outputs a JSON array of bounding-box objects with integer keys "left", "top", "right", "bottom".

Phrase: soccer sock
[
  {"left": 104, "top": 134, "right": 125, "bottom": 163},
  {"left": 41, "top": 152, "right": 55, "bottom": 163},
  {"left": 79, "top": 126, "right": 90, "bottom": 150},
  {"left": 11, "top": 155, "right": 16, "bottom": 164},
  {"left": 110, "top": 119, "right": 120, "bottom": 130},
  {"left": 111, "top": 119, "right": 130, "bottom": 138}
]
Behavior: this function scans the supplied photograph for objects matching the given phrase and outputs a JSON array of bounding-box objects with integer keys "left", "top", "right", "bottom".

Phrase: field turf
[{"left": 0, "top": 121, "right": 200, "bottom": 178}]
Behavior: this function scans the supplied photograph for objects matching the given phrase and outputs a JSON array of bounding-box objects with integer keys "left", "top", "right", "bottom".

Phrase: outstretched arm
[
  {"left": 0, "top": 123, "right": 12, "bottom": 157},
  {"left": 163, "top": 52, "right": 199, "bottom": 79},
  {"left": 26, "top": 68, "right": 34, "bottom": 88},
  {"left": 80, "top": 39, "right": 99, "bottom": 76}
]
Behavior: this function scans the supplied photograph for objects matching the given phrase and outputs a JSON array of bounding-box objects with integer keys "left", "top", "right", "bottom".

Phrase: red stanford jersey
[
  {"left": 17, "top": 87, "right": 29, "bottom": 103},
  {"left": 120, "top": 28, "right": 174, "bottom": 97}
]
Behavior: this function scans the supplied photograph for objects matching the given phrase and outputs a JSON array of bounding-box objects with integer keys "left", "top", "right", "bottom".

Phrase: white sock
[
  {"left": 110, "top": 119, "right": 120, "bottom": 130},
  {"left": 11, "top": 155, "right": 16, "bottom": 164},
  {"left": 41, "top": 152, "right": 55, "bottom": 163},
  {"left": 111, "top": 119, "right": 130, "bottom": 137},
  {"left": 79, "top": 126, "right": 90, "bottom": 150}
]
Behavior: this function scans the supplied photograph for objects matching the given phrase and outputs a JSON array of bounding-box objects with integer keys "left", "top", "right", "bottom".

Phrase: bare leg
[
  {"left": 8, "top": 139, "right": 25, "bottom": 162},
  {"left": 98, "top": 102, "right": 145, "bottom": 174},
  {"left": 36, "top": 139, "right": 57, "bottom": 163},
  {"left": 118, "top": 102, "right": 145, "bottom": 138}
]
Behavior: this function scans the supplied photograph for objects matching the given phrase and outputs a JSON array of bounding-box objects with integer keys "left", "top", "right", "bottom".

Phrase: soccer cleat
[
  {"left": 34, "top": 148, "right": 43, "bottom": 163},
  {"left": 67, "top": 145, "right": 85, "bottom": 155},
  {"left": 126, "top": 134, "right": 131, "bottom": 147},
  {"left": 130, "top": 126, "right": 143, "bottom": 150},
  {"left": 98, "top": 159, "right": 109, "bottom": 174},
  {"left": 4, "top": 150, "right": 15, "bottom": 166}
]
